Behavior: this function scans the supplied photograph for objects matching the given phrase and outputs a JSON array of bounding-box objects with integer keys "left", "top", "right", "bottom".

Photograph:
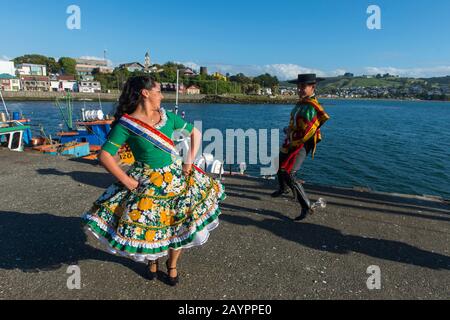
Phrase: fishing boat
[
  {"left": 0, "top": 90, "right": 33, "bottom": 152},
  {"left": 45, "top": 93, "right": 135, "bottom": 163}
]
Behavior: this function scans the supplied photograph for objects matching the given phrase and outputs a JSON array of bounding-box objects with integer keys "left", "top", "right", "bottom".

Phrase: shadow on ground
[
  {"left": 0, "top": 210, "right": 178, "bottom": 284},
  {"left": 220, "top": 211, "right": 450, "bottom": 271},
  {"left": 36, "top": 168, "right": 115, "bottom": 189},
  {"left": 225, "top": 176, "right": 450, "bottom": 223}
]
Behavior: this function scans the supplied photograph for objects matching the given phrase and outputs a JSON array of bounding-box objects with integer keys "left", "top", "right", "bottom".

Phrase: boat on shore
[
  {"left": 0, "top": 90, "right": 33, "bottom": 152},
  {"left": 28, "top": 93, "right": 135, "bottom": 163}
]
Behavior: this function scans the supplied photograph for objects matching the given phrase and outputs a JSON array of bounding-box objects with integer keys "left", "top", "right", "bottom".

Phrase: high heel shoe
[
  {"left": 146, "top": 260, "right": 159, "bottom": 280},
  {"left": 165, "top": 260, "right": 179, "bottom": 286}
]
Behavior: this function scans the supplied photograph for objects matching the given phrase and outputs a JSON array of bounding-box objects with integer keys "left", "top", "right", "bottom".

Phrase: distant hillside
[
  {"left": 280, "top": 75, "right": 450, "bottom": 100},
  {"left": 280, "top": 75, "right": 450, "bottom": 89},
  {"left": 422, "top": 76, "right": 450, "bottom": 85}
]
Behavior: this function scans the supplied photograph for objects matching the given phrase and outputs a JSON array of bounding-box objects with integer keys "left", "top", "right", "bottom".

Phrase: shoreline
[{"left": 2, "top": 91, "right": 449, "bottom": 104}]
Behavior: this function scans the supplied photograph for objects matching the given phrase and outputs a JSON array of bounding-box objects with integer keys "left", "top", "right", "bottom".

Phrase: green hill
[
  {"left": 280, "top": 75, "right": 449, "bottom": 100},
  {"left": 281, "top": 75, "right": 449, "bottom": 89}
]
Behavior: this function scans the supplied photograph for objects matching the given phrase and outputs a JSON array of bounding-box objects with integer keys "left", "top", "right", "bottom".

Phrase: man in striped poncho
[{"left": 272, "top": 74, "right": 330, "bottom": 221}]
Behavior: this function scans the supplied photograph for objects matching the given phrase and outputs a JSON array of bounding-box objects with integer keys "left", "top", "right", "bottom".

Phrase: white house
[
  {"left": 0, "top": 61, "right": 16, "bottom": 76},
  {"left": 50, "top": 76, "right": 78, "bottom": 92},
  {"left": 20, "top": 76, "right": 50, "bottom": 91},
  {"left": 186, "top": 85, "right": 201, "bottom": 95},
  {"left": 119, "top": 62, "right": 145, "bottom": 72},
  {"left": 78, "top": 81, "right": 102, "bottom": 93},
  {"left": 259, "top": 87, "right": 272, "bottom": 96},
  {"left": 16, "top": 63, "right": 47, "bottom": 76}
]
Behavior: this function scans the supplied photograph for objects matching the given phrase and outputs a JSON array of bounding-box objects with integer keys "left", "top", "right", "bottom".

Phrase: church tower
[{"left": 144, "top": 52, "right": 151, "bottom": 71}]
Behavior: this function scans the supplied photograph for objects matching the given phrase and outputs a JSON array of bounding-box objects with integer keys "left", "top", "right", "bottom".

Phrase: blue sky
[{"left": 1, "top": 0, "right": 450, "bottom": 79}]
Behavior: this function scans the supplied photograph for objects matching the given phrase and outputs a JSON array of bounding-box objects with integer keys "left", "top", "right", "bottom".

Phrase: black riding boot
[
  {"left": 271, "top": 170, "right": 290, "bottom": 198},
  {"left": 283, "top": 171, "right": 311, "bottom": 221}
]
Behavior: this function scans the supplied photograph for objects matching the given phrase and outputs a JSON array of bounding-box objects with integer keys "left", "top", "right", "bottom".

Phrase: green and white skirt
[{"left": 82, "top": 159, "right": 226, "bottom": 263}]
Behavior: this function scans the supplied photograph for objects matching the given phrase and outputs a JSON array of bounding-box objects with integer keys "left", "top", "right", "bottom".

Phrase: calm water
[{"left": 5, "top": 99, "right": 450, "bottom": 199}]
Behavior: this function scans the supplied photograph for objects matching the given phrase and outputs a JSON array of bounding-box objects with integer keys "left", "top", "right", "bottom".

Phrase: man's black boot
[
  {"left": 294, "top": 207, "right": 309, "bottom": 222},
  {"left": 271, "top": 170, "right": 289, "bottom": 198},
  {"left": 284, "top": 172, "right": 312, "bottom": 221}
]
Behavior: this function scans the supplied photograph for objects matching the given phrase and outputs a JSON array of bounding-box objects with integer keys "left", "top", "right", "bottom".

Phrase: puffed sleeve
[{"left": 101, "top": 123, "right": 130, "bottom": 156}]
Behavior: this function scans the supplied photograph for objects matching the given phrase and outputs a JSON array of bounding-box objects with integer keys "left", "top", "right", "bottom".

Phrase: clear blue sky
[{"left": 1, "top": 0, "right": 450, "bottom": 79}]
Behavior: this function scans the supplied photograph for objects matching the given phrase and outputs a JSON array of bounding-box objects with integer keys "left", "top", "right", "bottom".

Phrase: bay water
[{"left": 5, "top": 99, "right": 450, "bottom": 199}]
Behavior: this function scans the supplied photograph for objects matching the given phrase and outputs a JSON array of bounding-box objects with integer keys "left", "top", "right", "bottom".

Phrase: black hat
[{"left": 288, "top": 73, "right": 325, "bottom": 84}]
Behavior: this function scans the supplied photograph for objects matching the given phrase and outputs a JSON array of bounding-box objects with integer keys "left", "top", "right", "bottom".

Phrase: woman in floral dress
[{"left": 82, "top": 76, "right": 225, "bottom": 286}]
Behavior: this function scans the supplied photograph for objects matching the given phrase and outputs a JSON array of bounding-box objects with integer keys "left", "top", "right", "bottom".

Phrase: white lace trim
[
  {"left": 85, "top": 219, "right": 219, "bottom": 263},
  {"left": 83, "top": 201, "right": 221, "bottom": 263},
  {"left": 154, "top": 107, "right": 168, "bottom": 129}
]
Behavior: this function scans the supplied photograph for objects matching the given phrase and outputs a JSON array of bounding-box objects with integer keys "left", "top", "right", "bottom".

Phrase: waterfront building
[
  {"left": 0, "top": 74, "right": 21, "bottom": 91},
  {"left": 20, "top": 76, "right": 50, "bottom": 91},
  {"left": 78, "top": 80, "right": 102, "bottom": 93},
  {"left": 75, "top": 58, "right": 113, "bottom": 76},
  {"left": 50, "top": 75, "right": 78, "bottom": 92},
  {"left": 186, "top": 85, "right": 201, "bottom": 95},
  {"left": 16, "top": 63, "right": 47, "bottom": 76},
  {"left": 161, "top": 82, "right": 176, "bottom": 91},
  {"left": 161, "top": 82, "right": 186, "bottom": 94},
  {"left": 258, "top": 87, "right": 272, "bottom": 96},
  {"left": 0, "top": 61, "right": 16, "bottom": 76},
  {"left": 280, "top": 88, "right": 296, "bottom": 96}
]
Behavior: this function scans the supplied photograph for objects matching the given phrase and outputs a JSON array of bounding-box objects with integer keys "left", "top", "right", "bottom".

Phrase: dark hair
[{"left": 111, "top": 75, "right": 157, "bottom": 127}]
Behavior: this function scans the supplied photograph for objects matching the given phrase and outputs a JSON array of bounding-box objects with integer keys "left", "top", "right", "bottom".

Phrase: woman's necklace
[
  {"left": 129, "top": 108, "right": 164, "bottom": 128},
  {"left": 143, "top": 109, "right": 161, "bottom": 126}
]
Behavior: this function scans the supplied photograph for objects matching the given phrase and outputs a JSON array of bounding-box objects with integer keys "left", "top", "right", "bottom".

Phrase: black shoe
[
  {"left": 146, "top": 260, "right": 159, "bottom": 280},
  {"left": 166, "top": 260, "right": 179, "bottom": 286},
  {"left": 294, "top": 207, "right": 309, "bottom": 222},
  {"left": 272, "top": 170, "right": 289, "bottom": 198},
  {"left": 271, "top": 189, "right": 289, "bottom": 198}
]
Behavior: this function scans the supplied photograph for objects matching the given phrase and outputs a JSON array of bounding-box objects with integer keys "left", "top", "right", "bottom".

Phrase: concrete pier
[{"left": 0, "top": 148, "right": 449, "bottom": 299}]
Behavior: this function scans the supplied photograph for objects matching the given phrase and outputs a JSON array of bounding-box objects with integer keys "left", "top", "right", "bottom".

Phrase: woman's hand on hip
[{"left": 124, "top": 176, "right": 139, "bottom": 191}]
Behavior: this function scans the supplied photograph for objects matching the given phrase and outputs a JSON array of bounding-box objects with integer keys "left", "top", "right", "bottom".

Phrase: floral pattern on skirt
[{"left": 82, "top": 159, "right": 226, "bottom": 263}]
